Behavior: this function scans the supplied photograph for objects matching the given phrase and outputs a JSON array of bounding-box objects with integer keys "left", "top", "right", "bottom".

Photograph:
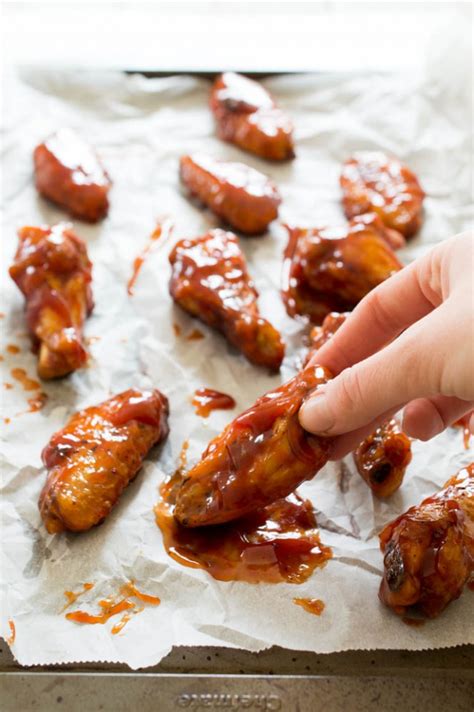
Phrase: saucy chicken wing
[
  {"left": 379, "top": 463, "right": 474, "bottom": 618},
  {"left": 169, "top": 229, "right": 284, "bottom": 370},
  {"left": 34, "top": 128, "right": 111, "bottom": 222},
  {"left": 341, "top": 152, "right": 424, "bottom": 239},
  {"left": 210, "top": 72, "right": 294, "bottom": 161},
  {"left": 9, "top": 224, "right": 93, "bottom": 380},
  {"left": 282, "top": 213, "right": 402, "bottom": 324},
  {"left": 180, "top": 154, "right": 281, "bottom": 235},
  {"left": 174, "top": 363, "right": 332, "bottom": 527},
  {"left": 39, "top": 388, "right": 169, "bottom": 533}
]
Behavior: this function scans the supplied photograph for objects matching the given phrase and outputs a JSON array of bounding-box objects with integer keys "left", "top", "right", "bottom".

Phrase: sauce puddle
[
  {"left": 192, "top": 388, "right": 236, "bottom": 418},
  {"left": 155, "top": 466, "right": 332, "bottom": 584},
  {"left": 293, "top": 597, "right": 325, "bottom": 616},
  {"left": 127, "top": 218, "right": 174, "bottom": 296},
  {"left": 187, "top": 328, "right": 204, "bottom": 341},
  {"left": 11, "top": 368, "right": 40, "bottom": 391},
  {"left": 61, "top": 582, "right": 95, "bottom": 612},
  {"left": 6, "top": 344, "right": 20, "bottom": 354},
  {"left": 65, "top": 581, "right": 160, "bottom": 635}
]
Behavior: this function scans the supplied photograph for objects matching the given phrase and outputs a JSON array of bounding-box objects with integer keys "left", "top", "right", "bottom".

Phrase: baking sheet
[{"left": 1, "top": 57, "right": 473, "bottom": 669}]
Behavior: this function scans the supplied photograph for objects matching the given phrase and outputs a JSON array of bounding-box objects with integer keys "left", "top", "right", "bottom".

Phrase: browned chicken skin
[
  {"left": 341, "top": 152, "right": 424, "bottom": 239},
  {"left": 9, "top": 224, "right": 93, "bottom": 380},
  {"left": 169, "top": 229, "right": 284, "bottom": 370},
  {"left": 379, "top": 463, "right": 474, "bottom": 618},
  {"left": 179, "top": 154, "right": 281, "bottom": 235},
  {"left": 210, "top": 72, "right": 294, "bottom": 161},
  {"left": 39, "top": 389, "right": 169, "bottom": 533},
  {"left": 282, "top": 213, "right": 402, "bottom": 324},
  {"left": 174, "top": 363, "right": 332, "bottom": 527},
  {"left": 307, "top": 311, "right": 412, "bottom": 497},
  {"left": 34, "top": 128, "right": 111, "bottom": 222}
]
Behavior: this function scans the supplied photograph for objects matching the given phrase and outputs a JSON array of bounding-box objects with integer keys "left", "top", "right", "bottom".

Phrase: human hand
[{"left": 299, "top": 232, "right": 474, "bottom": 459}]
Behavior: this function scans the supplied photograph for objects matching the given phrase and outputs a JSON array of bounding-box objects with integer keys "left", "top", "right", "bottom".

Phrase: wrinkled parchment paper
[{"left": 1, "top": 56, "right": 473, "bottom": 668}]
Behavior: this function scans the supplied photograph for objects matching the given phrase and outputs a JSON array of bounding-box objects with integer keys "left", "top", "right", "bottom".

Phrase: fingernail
[{"left": 300, "top": 388, "right": 335, "bottom": 434}]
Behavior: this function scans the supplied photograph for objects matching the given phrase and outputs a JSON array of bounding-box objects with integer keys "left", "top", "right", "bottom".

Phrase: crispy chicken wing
[
  {"left": 34, "top": 128, "right": 111, "bottom": 222},
  {"left": 179, "top": 154, "right": 281, "bottom": 235},
  {"left": 210, "top": 72, "right": 294, "bottom": 161},
  {"left": 341, "top": 152, "right": 424, "bottom": 239},
  {"left": 306, "top": 311, "right": 412, "bottom": 497},
  {"left": 174, "top": 363, "right": 332, "bottom": 527},
  {"left": 282, "top": 213, "right": 402, "bottom": 324},
  {"left": 39, "top": 389, "right": 169, "bottom": 533},
  {"left": 379, "top": 463, "right": 474, "bottom": 618},
  {"left": 169, "top": 229, "right": 284, "bottom": 370},
  {"left": 9, "top": 224, "right": 93, "bottom": 380}
]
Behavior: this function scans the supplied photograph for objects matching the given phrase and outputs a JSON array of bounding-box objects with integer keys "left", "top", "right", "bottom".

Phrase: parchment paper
[{"left": 1, "top": 55, "right": 473, "bottom": 668}]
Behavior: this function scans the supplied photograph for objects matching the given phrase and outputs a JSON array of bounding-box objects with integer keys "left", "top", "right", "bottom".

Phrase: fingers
[
  {"left": 300, "top": 306, "right": 448, "bottom": 436},
  {"left": 309, "top": 247, "right": 442, "bottom": 376},
  {"left": 402, "top": 397, "right": 474, "bottom": 440}
]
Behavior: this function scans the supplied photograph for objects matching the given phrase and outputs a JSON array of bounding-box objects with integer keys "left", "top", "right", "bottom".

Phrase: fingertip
[{"left": 299, "top": 388, "right": 335, "bottom": 435}]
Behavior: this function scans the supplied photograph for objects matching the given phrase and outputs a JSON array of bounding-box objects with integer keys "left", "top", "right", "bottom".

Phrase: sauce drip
[
  {"left": 187, "top": 328, "right": 204, "bottom": 341},
  {"left": 293, "top": 597, "right": 325, "bottom": 616},
  {"left": 6, "top": 620, "right": 15, "bottom": 646},
  {"left": 11, "top": 368, "right": 40, "bottom": 391},
  {"left": 61, "top": 582, "right": 95, "bottom": 611},
  {"left": 192, "top": 388, "right": 236, "bottom": 418},
  {"left": 65, "top": 581, "right": 160, "bottom": 634},
  {"left": 155, "top": 470, "right": 332, "bottom": 584},
  {"left": 173, "top": 323, "right": 182, "bottom": 337},
  {"left": 127, "top": 218, "right": 174, "bottom": 296},
  {"left": 4, "top": 383, "right": 13, "bottom": 390},
  {"left": 6, "top": 344, "right": 20, "bottom": 354},
  {"left": 402, "top": 617, "right": 426, "bottom": 628}
]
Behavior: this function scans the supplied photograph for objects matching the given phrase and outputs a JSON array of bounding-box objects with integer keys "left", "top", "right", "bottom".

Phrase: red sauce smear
[
  {"left": 293, "top": 597, "right": 325, "bottom": 616},
  {"left": 453, "top": 416, "right": 472, "bottom": 449},
  {"left": 6, "top": 344, "right": 20, "bottom": 354},
  {"left": 187, "top": 328, "right": 204, "bottom": 341},
  {"left": 4, "top": 418, "right": 11, "bottom": 424},
  {"left": 192, "top": 388, "right": 236, "bottom": 418},
  {"left": 61, "top": 582, "right": 95, "bottom": 612},
  {"left": 402, "top": 617, "right": 426, "bottom": 627},
  {"left": 127, "top": 218, "right": 174, "bottom": 296},
  {"left": 11, "top": 368, "right": 40, "bottom": 391},
  {"left": 4, "top": 383, "right": 13, "bottom": 390},
  {"left": 65, "top": 581, "right": 160, "bottom": 634},
  {"left": 155, "top": 470, "right": 332, "bottom": 584},
  {"left": 7, "top": 620, "right": 16, "bottom": 645}
]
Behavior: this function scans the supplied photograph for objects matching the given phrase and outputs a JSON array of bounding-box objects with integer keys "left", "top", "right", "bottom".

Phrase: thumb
[{"left": 299, "top": 308, "right": 448, "bottom": 436}]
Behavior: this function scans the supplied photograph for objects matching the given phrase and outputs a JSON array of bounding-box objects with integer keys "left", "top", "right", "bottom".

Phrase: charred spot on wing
[
  {"left": 371, "top": 462, "right": 392, "bottom": 484},
  {"left": 384, "top": 542, "right": 405, "bottom": 591}
]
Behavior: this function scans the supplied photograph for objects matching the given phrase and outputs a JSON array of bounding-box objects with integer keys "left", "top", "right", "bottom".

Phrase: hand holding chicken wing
[
  {"left": 169, "top": 229, "right": 284, "bottom": 370},
  {"left": 210, "top": 72, "right": 294, "bottom": 161},
  {"left": 180, "top": 154, "right": 281, "bottom": 235},
  {"left": 9, "top": 224, "right": 93, "bottom": 379},
  {"left": 174, "top": 364, "right": 332, "bottom": 527},
  {"left": 39, "top": 389, "right": 169, "bottom": 533}
]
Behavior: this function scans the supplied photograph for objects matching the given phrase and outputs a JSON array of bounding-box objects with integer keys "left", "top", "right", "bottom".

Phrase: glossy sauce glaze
[
  {"left": 39, "top": 388, "right": 170, "bottom": 533},
  {"left": 379, "top": 463, "right": 474, "bottom": 618},
  {"left": 33, "top": 128, "right": 111, "bottom": 222},
  {"left": 169, "top": 229, "right": 284, "bottom": 370},
  {"left": 62, "top": 582, "right": 95, "bottom": 611},
  {"left": 354, "top": 420, "right": 412, "bottom": 498},
  {"left": 210, "top": 73, "right": 294, "bottom": 161},
  {"left": 341, "top": 152, "right": 425, "bottom": 239},
  {"left": 282, "top": 213, "right": 402, "bottom": 324},
  {"left": 9, "top": 224, "right": 93, "bottom": 380},
  {"left": 127, "top": 218, "right": 174, "bottom": 296},
  {"left": 156, "top": 469, "right": 331, "bottom": 584},
  {"left": 180, "top": 154, "right": 281, "bottom": 235},
  {"left": 293, "top": 597, "right": 325, "bottom": 615},
  {"left": 192, "top": 388, "right": 236, "bottom": 418},
  {"left": 174, "top": 363, "right": 332, "bottom": 528}
]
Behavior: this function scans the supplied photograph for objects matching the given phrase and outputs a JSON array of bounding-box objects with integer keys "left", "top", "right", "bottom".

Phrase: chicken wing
[
  {"left": 34, "top": 128, "right": 111, "bottom": 222},
  {"left": 210, "top": 72, "right": 294, "bottom": 161},
  {"left": 9, "top": 224, "right": 93, "bottom": 380},
  {"left": 169, "top": 229, "right": 284, "bottom": 370},
  {"left": 306, "top": 311, "right": 412, "bottom": 497},
  {"left": 174, "top": 363, "right": 332, "bottom": 527},
  {"left": 39, "top": 388, "right": 169, "bottom": 533},
  {"left": 379, "top": 463, "right": 474, "bottom": 618},
  {"left": 180, "top": 154, "right": 281, "bottom": 235},
  {"left": 282, "top": 213, "right": 402, "bottom": 324},
  {"left": 341, "top": 152, "right": 424, "bottom": 239}
]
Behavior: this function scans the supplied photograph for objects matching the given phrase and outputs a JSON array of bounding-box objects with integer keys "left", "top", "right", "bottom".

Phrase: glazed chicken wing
[
  {"left": 39, "top": 389, "right": 169, "bottom": 533},
  {"left": 180, "top": 154, "right": 281, "bottom": 235},
  {"left": 282, "top": 213, "right": 402, "bottom": 324},
  {"left": 341, "top": 152, "right": 424, "bottom": 239},
  {"left": 174, "top": 363, "right": 332, "bottom": 527},
  {"left": 169, "top": 229, "right": 284, "bottom": 370},
  {"left": 34, "top": 128, "right": 111, "bottom": 222},
  {"left": 307, "top": 311, "right": 412, "bottom": 497},
  {"left": 9, "top": 224, "right": 93, "bottom": 380},
  {"left": 210, "top": 72, "right": 294, "bottom": 161},
  {"left": 379, "top": 463, "right": 474, "bottom": 618}
]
